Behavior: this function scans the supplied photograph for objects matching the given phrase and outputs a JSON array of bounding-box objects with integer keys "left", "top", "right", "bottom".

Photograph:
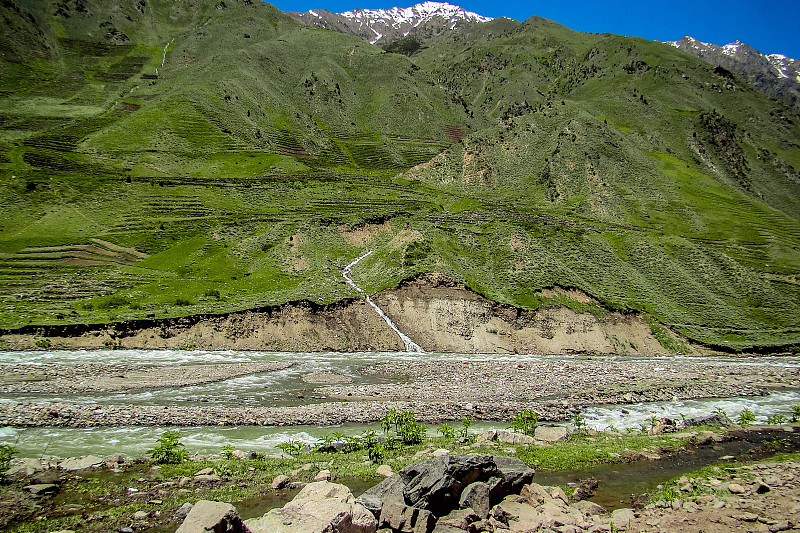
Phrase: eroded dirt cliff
[{"left": 0, "top": 273, "right": 690, "bottom": 354}]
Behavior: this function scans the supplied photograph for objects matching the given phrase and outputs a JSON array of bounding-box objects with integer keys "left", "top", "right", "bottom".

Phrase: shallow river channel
[{"left": 1, "top": 350, "right": 799, "bottom": 458}]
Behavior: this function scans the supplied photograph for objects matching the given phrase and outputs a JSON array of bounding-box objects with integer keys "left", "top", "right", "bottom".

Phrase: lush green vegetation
[{"left": 1, "top": 0, "right": 799, "bottom": 351}]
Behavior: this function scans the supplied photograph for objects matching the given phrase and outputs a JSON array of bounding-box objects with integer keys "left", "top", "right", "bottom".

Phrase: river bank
[{"left": 1, "top": 423, "right": 798, "bottom": 533}]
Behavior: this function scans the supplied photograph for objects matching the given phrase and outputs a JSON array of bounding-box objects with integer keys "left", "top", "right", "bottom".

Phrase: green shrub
[
  {"left": 276, "top": 440, "right": 304, "bottom": 456},
  {"left": 381, "top": 409, "right": 426, "bottom": 445},
  {"left": 0, "top": 444, "right": 17, "bottom": 474},
  {"left": 460, "top": 417, "right": 474, "bottom": 442},
  {"left": 204, "top": 288, "right": 221, "bottom": 299},
  {"left": 766, "top": 414, "right": 788, "bottom": 425},
  {"left": 437, "top": 423, "right": 456, "bottom": 439},
  {"left": 792, "top": 406, "right": 800, "bottom": 423},
  {"left": 175, "top": 297, "right": 193, "bottom": 306},
  {"left": 737, "top": 408, "right": 756, "bottom": 426},
  {"left": 508, "top": 410, "right": 539, "bottom": 436},
  {"left": 572, "top": 412, "right": 587, "bottom": 432},
  {"left": 147, "top": 431, "right": 188, "bottom": 464},
  {"left": 220, "top": 444, "right": 236, "bottom": 459}
]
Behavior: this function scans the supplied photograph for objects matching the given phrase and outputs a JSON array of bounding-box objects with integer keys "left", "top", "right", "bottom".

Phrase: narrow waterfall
[{"left": 342, "top": 251, "right": 424, "bottom": 353}]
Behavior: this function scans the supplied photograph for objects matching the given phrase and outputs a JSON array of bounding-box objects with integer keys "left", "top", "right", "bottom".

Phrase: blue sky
[{"left": 270, "top": 0, "right": 800, "bottom": 57}]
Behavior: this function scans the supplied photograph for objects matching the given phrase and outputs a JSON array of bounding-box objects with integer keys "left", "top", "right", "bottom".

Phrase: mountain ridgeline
[{"left": 0, "top": 0, "right": 799, "bottom": 353}]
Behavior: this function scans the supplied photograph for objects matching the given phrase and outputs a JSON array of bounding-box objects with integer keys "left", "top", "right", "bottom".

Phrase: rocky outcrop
[{"left": 356, "top": 454, "right": 535, "bottom": 531}]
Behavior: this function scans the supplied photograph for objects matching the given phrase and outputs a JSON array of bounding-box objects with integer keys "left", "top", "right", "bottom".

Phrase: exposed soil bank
[{"left": 0, "top": 274, "right": 696, "bottom": 354}]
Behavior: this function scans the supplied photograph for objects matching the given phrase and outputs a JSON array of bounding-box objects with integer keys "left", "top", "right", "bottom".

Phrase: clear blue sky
[{"left": 269, "top": 0, "right": 800, "bottom": 58}]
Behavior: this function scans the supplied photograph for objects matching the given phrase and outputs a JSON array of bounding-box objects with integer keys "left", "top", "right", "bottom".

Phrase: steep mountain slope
[
  {"left": 1, "top": 0, "right": 799, "bottom": 353},
  {"left": 669, "top": 36, "right": 800, "bottom": 108},
  {"left": 287, "top": 1, "right": 491, "bottom": 45}
]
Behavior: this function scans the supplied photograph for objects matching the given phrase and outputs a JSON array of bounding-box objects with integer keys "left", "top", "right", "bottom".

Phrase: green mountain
[{"left": 1, "top": 0, "right": 799, "bottom": 353}]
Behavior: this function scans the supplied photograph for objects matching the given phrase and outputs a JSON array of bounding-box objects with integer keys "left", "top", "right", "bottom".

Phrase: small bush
[
  {"left": 509, "top": 410, "right": 539, "bottom": 436},
  {"left": 381, "top": 409, "right": 426, "bottom": 445},
  {"left": 0, "top": 444, "right": 17, "bottom": 474},
  {"left": 766, "top": 414, "right": 788, "bottom": 425},
  {"left": 737, "top": 408, "right": 756, "bottom": 426},
  {"left": 96, "top": 294, "right": 131, "bottom": 310},
  {"left": 276, "top": 440, "right": 304, "bottom": 456},
  {"left": 204, "top": 288, "right": 221, "bottom": 299},
  {"left": 438, "top": 423, "right": 456, "bottom": 439},
  {"left": 147, "top": 431, "right": 188, "bottom": 464},
  {"left": 792, "top": 406, "right": 800, "bottom": 423},
  {"left": 220, "top": 444, "right": 236, "bottom": 460},
  {"left": 572, "top": 412, "right": 588, "bottom": 432},
  {"left": 175, "top": 297, "right": 193, "bottom": 306}
]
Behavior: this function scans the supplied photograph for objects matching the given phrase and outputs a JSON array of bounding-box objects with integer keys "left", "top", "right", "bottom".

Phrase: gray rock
[
  {"left": 132, "top": 510, "right": 149, "bottom": 520},
  {"left": 173, "top": 502, "right": 193, "bottom": 522},
  {"left": 376, "top": 464, "right": 393, "bottom": 477},
  {"left": 534, "top": 426, "right": 569, "bottom": 442},
  {"left": 23, "top": 483, "right": 58, "bottom": 496},
  {"left": 58, "top": 455, "right": 105, "bottom": 471},
  {"left": 176, "top": 500, "right": 247, "bottom": 533},
  {"left": 379, "top": 500, "right": 436, "bottom": 533},
  {"left": 271, "top": 474, "right": 290, "bottom": 489},
  {"left": 610, "top": 508, "right": 636, "bottom": 530},
  {"left": 570, "top": 499, "right": 606, "bottom": 516},
  {"left": 459, "top": 482, "right": 490, "bottom": 518},
  {"left": 313, "top": 469, "right": 332, "bottom": 481},
  {"left": 195, "top": 467, "right": 215, "bottom": 476},
  {"left": 487, "top": 455, "right": 536, "bottom": 505},
  {"left": 246, "top": 481, "right": 376, "bottom": 533},
  {"left": 683, "top": 412, "right": 734, "bottom": 427},
  {"left": 476, "top": 429, "right": 536, "bottom": 445},
  {"left": 5, "top": 458, "right": 45, "bottom": 478},
  {"left": 437, "top": 507, "right": 480, "bottom": 530}
]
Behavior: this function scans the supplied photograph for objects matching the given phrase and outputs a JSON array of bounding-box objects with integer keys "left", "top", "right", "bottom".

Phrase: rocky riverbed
[
  {"left": 0, "top": 358, "right": 798, "bottom": 428},
  {"left": 0, "top": 362, "right": 293, "bottom": 394}
]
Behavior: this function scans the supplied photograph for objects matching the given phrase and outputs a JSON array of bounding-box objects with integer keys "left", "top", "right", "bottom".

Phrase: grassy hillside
[{"left": 1, "top": 1, "right": 799, "bottom": 352}]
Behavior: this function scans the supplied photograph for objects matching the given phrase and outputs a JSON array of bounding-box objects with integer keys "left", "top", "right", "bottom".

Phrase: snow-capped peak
[
  {"left": 291, "top": 2, "right": 493, "bottom": 45},
  {"left": 340, "top": 2, "right": 491, "bottom": 29}
]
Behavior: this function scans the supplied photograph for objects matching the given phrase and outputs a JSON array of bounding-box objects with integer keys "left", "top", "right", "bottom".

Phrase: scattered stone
[
  {"left": 770, "top": 521, "right": 792, "bottom": 532},
  {"left": 610, "top": 508, "right": 636, "bottom": 530},
  {"left": 195, "top": 467, "right": 215, "bottom": 476},
  {"left": 476, "top": 429, "right": 536, "bottom": 445},
  {"left": 176, "top": 500, "right": 247, "bottom": 533},
  {"left": 59, "top": 455, "right": 105, "bottom": 471},
  {"left": 132, "top": 510, "right": 149, "bottom": 520},
  {"left": 728, "top": 483, "right": 746, "bottom": 494},
  {"left": 755, "top": 483, "right": 771, "bottom": 494},
  {"left": 173, "top": 502, "right": 193, "bottom": 522},
  {"left": 271, "top": 475, "right": 290, "bottom": 489},
  {"left": 247, "top": 481, "right": 376, "bottom": 533},
  {"left": 570, "top": 500, "right": 606, "bottom": 516},
  {"left": 720, "top": 455, "right": 736, "bottom": 461},
  {"left": 683, "top": 412, "right": 734, "bottom": 427},
  {"left": 313, "top": 469, "right": 332, "bottom": 482},
  {"left": 23, "top": 483, "right": 58, "bottom": 496},
  {"left": 376, "top": 465, "right": 393, "bottom": 478},
  {"left": 431, "top": 449, "right": 450, "bottom": 458},
  {"left": 736, "top": 512, "right": 759, "bottom": 522},
  {"left": 437, "top": 507, "right": 480, "bottom": 530}
]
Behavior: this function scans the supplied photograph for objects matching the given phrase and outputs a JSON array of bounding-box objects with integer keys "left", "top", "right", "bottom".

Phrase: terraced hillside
[{"left": 1, "top": 0, "right": 799, "bottom": 352}]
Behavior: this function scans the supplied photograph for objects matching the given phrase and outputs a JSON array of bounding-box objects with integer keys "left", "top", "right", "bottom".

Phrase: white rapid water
[{"left": 341, "top": 251, "right": 424, "bottom": 353}]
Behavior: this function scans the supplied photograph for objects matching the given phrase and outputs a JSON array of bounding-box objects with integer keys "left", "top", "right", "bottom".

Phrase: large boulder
[
  {"left": 533, "top": 426, "right": 568, "bottom": 442},
  {"left": 246, "top": 481, "right": 376, "bottom": 533},
  {"left": 176, "top": 500, "right": 247, "bottom": 533},
  {"left": 357, "top": 455, "right": 534, "bottom": 520}
]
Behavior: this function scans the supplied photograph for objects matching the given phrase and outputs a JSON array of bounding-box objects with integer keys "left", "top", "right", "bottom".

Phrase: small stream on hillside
[{"left": 342, "top": 250, "right": 423, "bottom": 352}]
